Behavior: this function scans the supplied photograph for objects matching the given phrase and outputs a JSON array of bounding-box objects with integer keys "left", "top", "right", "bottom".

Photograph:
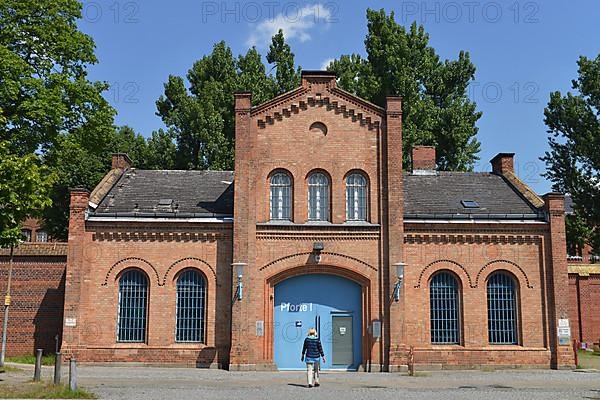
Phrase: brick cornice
[
  {"left": 405, "top": 233, "right": 542, "bottom": 245},
  {"left": 256, "top": 224, "right": 380, "bottom": 241}
]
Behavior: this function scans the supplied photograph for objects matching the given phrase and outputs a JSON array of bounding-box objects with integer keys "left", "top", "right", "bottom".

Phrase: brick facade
[
  {"left": 55, "top": 71, "right": 576, "bottom": 370},
  {"left": 0, "top": 244, "right": 66, "bottom": 356}
]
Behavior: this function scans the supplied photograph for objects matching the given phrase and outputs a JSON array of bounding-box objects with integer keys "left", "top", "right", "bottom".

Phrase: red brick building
[{"left": 58, "top": 71, "right": 576, "bottom": 370}]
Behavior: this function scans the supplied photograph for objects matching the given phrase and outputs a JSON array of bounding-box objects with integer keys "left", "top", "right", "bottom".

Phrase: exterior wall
[
  {"left": 0, "top": 243, "right": 66, "bottom": 356},
  {"left": 402, "top": 223, "right": 552, "bottom": 367},
  {"left": 229, "top": 73, "right": 394, "bottom": 370},
  {"left": 61, "top": 195, "right": 233, "bottom": 366},
  {"left": 569, "top": 271, "right": 600, "bottom": 344}
]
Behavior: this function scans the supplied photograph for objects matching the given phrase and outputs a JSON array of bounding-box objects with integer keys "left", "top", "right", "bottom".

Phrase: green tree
[
  {"left": 42, "top": 133, "right": 111, "bottom": 240},
  {"left": 329, "top": 9, "right": 481, "bottom": 170},
  {"left": 0, "top": 142, "right": 55, "bottom": 247},
  {"left": 0, "top": 0, "right": 115, "bottom": 155},
  {"left": 156, "top": 35, "right": 299, "bottom": 170},
  {"left": 542, "top": 55, "right": 600, "bottom": 252},
  {"left": 145, "top": 129, "right": 177, "bottom": 170},
  {"left": 266, "top": 29, "right": 301, "bottom": 94}
]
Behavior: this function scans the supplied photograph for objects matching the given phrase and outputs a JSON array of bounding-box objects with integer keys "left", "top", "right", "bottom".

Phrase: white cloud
[
  {"left": 247, "top": 3, "right": 334, "bottom": 48},
  {"left": 320, "top": 58, "right": 335, "bottom": 71}
]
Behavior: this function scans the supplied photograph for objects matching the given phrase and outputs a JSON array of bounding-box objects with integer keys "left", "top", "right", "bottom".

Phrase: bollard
[
  {"left": 69, "top": 358, "right": 77, "bottom": 391},
  {"left": 54, "top": 352, "right": 62, "bottom": 385},
  {"left": 33, "top": 349, "right": 42, "bottom": 381}
]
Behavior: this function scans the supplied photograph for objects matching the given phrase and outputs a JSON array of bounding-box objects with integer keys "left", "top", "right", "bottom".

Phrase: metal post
[
  {"left": 69, "top": 358, "right": 77, "bottom": 391},
  {"left": 54, "top": 352, "right": 62, "bottom": 385},
  {"left": 34, "top": 348, "right": 42, "bottom": 381},
  {"left": 0, "top": 245, "right": 15, "bottom": 368}
]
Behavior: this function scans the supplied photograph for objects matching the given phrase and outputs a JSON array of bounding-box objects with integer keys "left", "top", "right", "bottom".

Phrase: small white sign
[
  {"left": 65, "top": 317, "right": 76, "bottom": 327},
  {"left": 255, "top": 320, "right": 264, "bottom": 337},
  {"left": 372, "top": 320, "right": 381, "bottom": 338},
  {"left": 339, "top": 327, "right": 346, "bottom": 335},
  {"left": 558, "top": 327, "right": 571, "bottom": 336},
  {"left": 558, "top": 319, "right": 570, "bottom": 328}
]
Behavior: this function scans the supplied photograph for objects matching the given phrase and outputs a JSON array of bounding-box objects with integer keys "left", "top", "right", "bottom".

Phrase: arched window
[
  {"left": 36, "top": 230, "right": 48, "bottom": 242},
  {"left": 21, "top": 229, "right": 32, "bottom": 242},
  {"left": 346, "top": 173, "right": 367, "bottom": 221},
  {"left": 430, "top": 272, "right": 460, "bottom": 344},
  {"left": 176, "top": 269, "right": 206, "bottom": 343},
  {"left": 308, "top": 172, "right": 329, "bottom": 221},
  {"left": 270, "top": 172, "right": 292, "bottom": 220},
  {"left": 487, "top": 272, "right": 518, "bottom": 344},
  {"left": 117, "top": 270, "right": 148, "bottom": 342}
]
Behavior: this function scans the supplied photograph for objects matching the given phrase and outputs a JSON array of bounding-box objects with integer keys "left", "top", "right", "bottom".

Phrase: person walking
[{"left": 301, "top": 327, "right": 326, "bottom": 388}]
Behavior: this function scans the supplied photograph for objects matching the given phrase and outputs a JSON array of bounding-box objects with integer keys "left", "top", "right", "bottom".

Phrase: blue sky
[{"left": 78, "top": 0, "right": 600, "bottom": 194}]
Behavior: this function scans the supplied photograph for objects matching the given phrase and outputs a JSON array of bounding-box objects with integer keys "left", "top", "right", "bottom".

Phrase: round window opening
[{"left": 309, "top": 122, "right": 328, "bottom": 136}]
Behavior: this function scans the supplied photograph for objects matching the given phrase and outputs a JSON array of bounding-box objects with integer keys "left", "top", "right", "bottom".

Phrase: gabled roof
[
  {"left": 251, "top": 71, "right": 385, "bottom": 131},
  {"left": 93, "top": 170, "right": 234, "bottom": 217}
]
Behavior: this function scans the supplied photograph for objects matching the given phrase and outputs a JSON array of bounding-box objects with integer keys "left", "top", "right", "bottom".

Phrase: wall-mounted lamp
[
  {"left": 313, "top": 242, "right": 324, "bottom": 263},
  {"left": 393, "top": 262, "right": 407, "bottom": 302},
  {"left": 232, "top": 263, "right": 246, "bottom": 301}
]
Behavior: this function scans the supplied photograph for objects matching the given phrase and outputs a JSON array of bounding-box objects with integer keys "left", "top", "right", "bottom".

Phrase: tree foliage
[
  {"left": 156, "top": 32, "right": 300, "bottom": 170},
  {"left": 542, "top": 55, "right": 600, "bottom": 252},
  {"left": 329, "top": 9, "right": 481, "bottom": 171},
  {"left": 0, "top": 0, "right": 115, "bottom": 155},
  {"left": 0, "top": 141, "right": 55, "bottom": 248}
]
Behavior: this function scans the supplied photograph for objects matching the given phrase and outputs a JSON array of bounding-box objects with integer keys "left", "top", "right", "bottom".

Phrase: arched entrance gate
[{"left": 272, "top": 273, "right": 363, "bottom": 370}]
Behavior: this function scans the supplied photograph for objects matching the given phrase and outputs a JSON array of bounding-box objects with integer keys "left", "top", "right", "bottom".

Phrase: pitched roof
[
  {"left": 403, "top": 172, "right": 542, "bottom": 219},
  {"left": 92, "top": 169, "right": 543, "bottom": 220},
  {"left": 93, "top": 169, "right": 234, "bottom": 217}
]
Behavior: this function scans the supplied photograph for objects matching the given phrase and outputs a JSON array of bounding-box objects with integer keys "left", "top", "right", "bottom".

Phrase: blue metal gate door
[{"left": 273, "top": 274, "right": 362, "bottom": 370}]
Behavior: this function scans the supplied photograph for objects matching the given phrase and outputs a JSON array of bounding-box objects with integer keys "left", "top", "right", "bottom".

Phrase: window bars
[
  {"left": 487, "top": 272, "right": 518, "bottom": 344},
  {"left": 270, "top": 173, "right": 292, "bottom": 220},
  {"left": 430, "top": 272, "right": 460, "bottom": 344},
  {"left": 117, "top": 270, "right": 148, "bottom": 342},
  {"left": 308, "top": 172, "right": 329, "bottom": 221},
  {"left": 176, "top": 270, "right": 206, "bottom": 343},
  {"left": 346, "top": 173, "right": 367, "bottom": 221}
]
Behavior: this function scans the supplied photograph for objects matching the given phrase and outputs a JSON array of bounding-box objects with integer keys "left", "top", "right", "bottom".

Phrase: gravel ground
[{"left": 69, "top": 366, "right": 600, "bottom": 400}]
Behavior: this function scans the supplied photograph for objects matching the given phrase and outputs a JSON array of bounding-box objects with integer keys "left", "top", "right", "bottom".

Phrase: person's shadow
[{"left": 287, "top": 383, "right": 308, "bottom": 388}]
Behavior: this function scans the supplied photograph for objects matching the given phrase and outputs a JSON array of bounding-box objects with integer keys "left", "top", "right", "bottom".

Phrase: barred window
[
  {"left": 176, "top": 269, "right": 206, "bottom": 343},
  {"left": 430, "top": 272, "right": 460, "bottom": 344},
  {"left": 346, "top": 173, "right": 367, "bottom": 221},
  {"left": 270, "top": 172, "right": 292, "bottom": 220},
  {"left": 487, "top": 272, "right": 518, "bottom": 344},
  {"left": 21, "top": 229, "right": 31, "bottom": 242},
  {"left": 36, "top": 230, "right": 48, "bottom": 242},
  {"left": 117, "top": 270, "right": 148, "bottom": 342},
  {"left": 308, "top": 172, "right": 329, "bottom": 221}
]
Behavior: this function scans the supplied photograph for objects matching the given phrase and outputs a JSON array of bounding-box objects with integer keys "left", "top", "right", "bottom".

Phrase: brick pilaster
[
  {"left": 61, "top": 188, "right": 89, "bottom": 358},
  {"left": 230, "top": 92, "right": 256, "bottom": 369},
  {"left": 543, "top": 193, "right": 576, "bottom": 369},
  {"left": 384, "top": 96, "right": 405, "bottom": 370}
]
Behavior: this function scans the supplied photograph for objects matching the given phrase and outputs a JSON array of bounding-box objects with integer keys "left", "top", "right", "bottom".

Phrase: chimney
[
  {"left": 112, "top": 153, "right": 132, "bottom": 170},
  {"left": 412, "top": 146, "right": 436, "bottom": 174},
  {"left": 490, "top": 153, "right": 515, "bottom": 175}
]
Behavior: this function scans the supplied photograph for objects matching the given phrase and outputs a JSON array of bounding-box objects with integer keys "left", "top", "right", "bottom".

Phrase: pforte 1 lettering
[{"left": 280, "top": 302, "right": 313, "bottom": 312}]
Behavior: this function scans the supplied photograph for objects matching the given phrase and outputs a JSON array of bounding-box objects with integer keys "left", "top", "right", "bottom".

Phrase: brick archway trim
[
  {"left": 266, "top": 263, "right": 371, "bottom": 287},
  {"left": 102, "top": 257, "right": 160, "bottom": 286},
  {"left": 475, "top": 259, "right": 534, "bottom": 289},
  {"left": 415, "top": 259, "right": 473, "bottom": 288},
  {"left": 163, "top": 257, "right": 216, "bottom": 285},
  {"left": 259, "top": 251, "right": 376, "bottom": 272}
]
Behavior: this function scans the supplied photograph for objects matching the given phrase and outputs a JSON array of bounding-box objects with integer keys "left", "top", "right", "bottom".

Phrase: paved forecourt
[{"left": 72, "top": 366, "right": 600, "bottom": 400}]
